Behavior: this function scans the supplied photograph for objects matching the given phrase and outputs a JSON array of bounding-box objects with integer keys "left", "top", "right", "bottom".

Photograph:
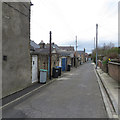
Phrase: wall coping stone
[{"left": 108, "top": 62, "right": 120, "bottom": 66}]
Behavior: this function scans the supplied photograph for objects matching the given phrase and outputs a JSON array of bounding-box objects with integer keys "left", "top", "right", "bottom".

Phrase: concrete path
[
  {"left": 96, "top": 67, "right": 119, "bottom": 118},
  {"left": 2, "top": 62, "right": 108, "bottom": 118}
]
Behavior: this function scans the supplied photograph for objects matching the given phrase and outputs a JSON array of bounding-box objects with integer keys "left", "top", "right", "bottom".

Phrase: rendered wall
[{"left": 2, "top": 2, "right": 31, "bottom": 98}]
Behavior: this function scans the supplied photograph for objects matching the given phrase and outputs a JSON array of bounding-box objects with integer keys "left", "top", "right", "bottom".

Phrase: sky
[{"left": 31, "top": 0, "right": 118, "bottom": 53}]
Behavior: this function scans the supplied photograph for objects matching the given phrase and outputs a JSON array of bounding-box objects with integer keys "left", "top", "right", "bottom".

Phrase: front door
[
  {"left": 32, "top": 55, "right": 38, "bottom": 83},
  {"left": 62, "top": 58, "right": 66, "bottom": 71}
]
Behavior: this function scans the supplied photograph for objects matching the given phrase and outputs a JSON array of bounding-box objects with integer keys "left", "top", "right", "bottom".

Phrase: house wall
[
  {"left": 38, "top": 53, "right": 59, "bottom": 79},
  {"left": 0, "top": 2, "right": 2, "bottom": 100},
  {"left": 51, "top": 54, "right": 59, "bottom": 75},
  {"left": 38, "top": 55, "right": 48, "bottom": 70},
  {"left": 38, "top": 54, "right": 48, "bottom": 78},
  {"left": 2, "top": 2, "right": 31, "bottom": 98},
  {"left": 108, "top": 62, "right": 120, "bottom": 82},
  {"left": 67, "top": 56, "right": 71, "bottom": 65},
  {"left": 51, "top": 54, "right": 59, "bottom": 68},
  {"left": 71, "top": 58, "right": 74, "bottom": 67},
  {"left": 77, "top": 58, "right": 80, "bottom": 66},
  {"left": 81, "top": 54, "right": 85, "bottom": 63}
]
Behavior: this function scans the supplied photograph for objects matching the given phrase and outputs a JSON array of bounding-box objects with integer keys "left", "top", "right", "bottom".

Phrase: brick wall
[
  {"left": 108, "top": 62, "right": 120, "bottom": 82},
  {"left": 98, "top": 60, "right": 102, "bottom": 69}
]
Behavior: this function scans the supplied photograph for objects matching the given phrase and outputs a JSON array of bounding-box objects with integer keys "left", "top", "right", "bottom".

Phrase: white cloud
[{"left": 31, "top": 0, "right": 118, "bottom": 52}]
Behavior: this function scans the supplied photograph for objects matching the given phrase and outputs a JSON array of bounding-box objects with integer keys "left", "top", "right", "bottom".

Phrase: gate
[
  {"left": 32, "top": 55, "right": 38, "bottom": 83},
  {"left": 62, "top": 58, "right": 66, "bottom": 71}
]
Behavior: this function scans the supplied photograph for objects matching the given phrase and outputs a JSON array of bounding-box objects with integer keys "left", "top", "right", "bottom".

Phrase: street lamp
[{"left": 96, "top": 24, "right": 98, "bottom": 69}]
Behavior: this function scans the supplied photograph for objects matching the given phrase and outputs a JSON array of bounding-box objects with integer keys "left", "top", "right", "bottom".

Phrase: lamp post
[{"left": 96, "top": 24, "right": 98, "bottom": 69}]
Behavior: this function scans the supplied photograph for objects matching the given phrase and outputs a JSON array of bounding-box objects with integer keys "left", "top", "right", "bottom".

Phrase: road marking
[
  {"left": 0, "top": 79, "right": 56, "bottom": 110},
  {"left": 0, "top": 69, "right": 75, "bottom": 110}
]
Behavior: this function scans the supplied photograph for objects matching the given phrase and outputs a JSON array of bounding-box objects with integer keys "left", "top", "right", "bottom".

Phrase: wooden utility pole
[
  {"left": 75, "top": 36, "right": 78, "bottom": 68},
  {"left": 94, "top": 37, "right": 95, "bottom": 50},
  {"left": 96, "top": 24, "right": 98, "bottom": 69},
  {"left": 76, "top": 36, "right": 77, "bottom": 52},
  {"left": 49, "top": 31, "right": 52, "bottom": 79}
]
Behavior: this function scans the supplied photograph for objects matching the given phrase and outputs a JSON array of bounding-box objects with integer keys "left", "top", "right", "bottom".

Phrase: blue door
[
  {"left": 48, "top": 56, "right": 50, "bottom": 76},
  {"left": 62, "top": 58, "right": 66, "bottom": 71}
]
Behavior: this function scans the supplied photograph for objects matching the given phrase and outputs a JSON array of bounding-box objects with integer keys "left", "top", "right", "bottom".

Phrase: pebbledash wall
[
  {"left": 2, "top": 2, "right": 31, "bottom": 98},
  {"left": 108, "top": 62, "right": 120, "bottom": 82}
]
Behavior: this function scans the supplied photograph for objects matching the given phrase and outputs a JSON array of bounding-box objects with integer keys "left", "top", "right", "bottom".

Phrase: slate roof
[
  {"left": 59, "top": 46, "right": 74, "bottom": 51},
  {"left": 31, "top": 48, "right": 57, "bottom": 55},
  {"left": 77, "top": 51, "right": 85, "bottom": 56},
  {"left": 57, "top": 49, "right": 74, "bottom": 57},
  {"left": 30, "top": 40, "right": 40, "bottom": 50},
  {"left": 45, "top": 43, "right": 60, "bottom": 50}
]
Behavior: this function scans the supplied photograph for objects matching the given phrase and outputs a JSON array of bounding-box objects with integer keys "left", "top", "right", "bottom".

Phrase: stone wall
[
  {"left": 67, "top": 56, "right": 71, "bottom": 65},
  {"left": 2, "top": 2, "right": 31, "bottom": 98},
  {"left": 108, "top": 62, "right": 120, "bottom": 82},
  {"left": 38, "top": 55, "right": 48, "bottom": 70},
  {"left": 51, "top": 54, "right": 59, "bottom": 68},
  {"left": 98, "top": 60, "right": 102, "bottom": 69}
]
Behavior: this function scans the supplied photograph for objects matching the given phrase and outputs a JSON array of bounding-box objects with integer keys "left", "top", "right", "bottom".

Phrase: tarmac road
[{"left": 2, "top": 61, "right": 108, "bottom": 118}]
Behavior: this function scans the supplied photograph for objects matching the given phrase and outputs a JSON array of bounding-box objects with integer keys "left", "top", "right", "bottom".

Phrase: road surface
[{"left": 2, "top": 61, "right": 108, "bottom": 118}]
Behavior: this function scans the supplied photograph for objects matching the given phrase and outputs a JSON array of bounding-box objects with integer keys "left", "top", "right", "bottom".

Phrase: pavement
[
  {"left": 2, "top": 61, "right": 108, "bottom": 118},
  {"left": 96, "top": 66, "right": 120, "bottom": 119}
]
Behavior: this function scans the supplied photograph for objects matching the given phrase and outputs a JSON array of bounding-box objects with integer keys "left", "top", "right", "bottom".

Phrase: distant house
[
  {"left": 57, "top": 49, "right": 75, "bottom": 71},
  {"left": 77, "top": 48, "right": 86, "bottom": 64},
  {"left": 59, "top": 46, "right": 74, "bottom": 51},
  {"left": 45, "top": 42, "right": 60, "bottom": 50},
  {"left": 85, "top": 53, "right": 88, "bottom": 61},
  {"left": 31, "top": 41, "right": 59, "bottom": 80}
]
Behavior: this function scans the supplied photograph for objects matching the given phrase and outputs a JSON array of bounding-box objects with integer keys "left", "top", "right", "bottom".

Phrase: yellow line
[{"left": 0, "top": 79, "right": 56, "bottom": 110}]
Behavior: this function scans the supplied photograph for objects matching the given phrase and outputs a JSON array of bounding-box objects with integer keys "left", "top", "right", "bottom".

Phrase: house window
[
  {"left": 33, "top": 61, "right": 35, "bottom": 65},
  {"left": 3, "top": 55, "right": 7, "bottom": 61}
]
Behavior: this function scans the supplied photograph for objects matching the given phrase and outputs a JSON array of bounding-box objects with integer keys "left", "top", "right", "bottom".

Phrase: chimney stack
[{"left": 39, "top": 40, "right": 45, "bottom": 49}]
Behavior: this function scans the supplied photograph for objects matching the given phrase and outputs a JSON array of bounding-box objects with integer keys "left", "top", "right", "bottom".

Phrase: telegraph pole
[
  {"left": 75, "top": 36, "right": 77, "bottom": 68},
  {"left": 96, "top": 24, "right": 98, "bottom": 69},
  {"left": 94, "top": 37, "right": 95, "bottom": 50},
  {"left": 49, "top": 31, "right": 52, "bottom": 79},
  {"left": 76, "top": 36, "right": 77, "bottom": 51}
]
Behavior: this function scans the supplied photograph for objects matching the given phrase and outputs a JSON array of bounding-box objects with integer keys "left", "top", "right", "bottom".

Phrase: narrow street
[{"left": 3, "top": 62, "right": 108, "bottom": 118}]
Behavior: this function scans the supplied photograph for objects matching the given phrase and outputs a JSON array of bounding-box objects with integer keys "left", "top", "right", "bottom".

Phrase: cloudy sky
[{"left": 31, "top": 0, "right": 118, "bottom": 53}]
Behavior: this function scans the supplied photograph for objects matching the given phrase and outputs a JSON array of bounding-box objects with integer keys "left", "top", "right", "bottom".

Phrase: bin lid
[
  {"left": 56, "top": 66, "right": 62, "bottom": 68},
  {"left": 40, "top": 69, "right": 47, "bottom": 72}
]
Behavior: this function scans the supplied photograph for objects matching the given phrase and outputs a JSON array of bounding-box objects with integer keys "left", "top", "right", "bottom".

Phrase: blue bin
[{"left": 56, "top": 66, "right": 62, "bottom": 76}]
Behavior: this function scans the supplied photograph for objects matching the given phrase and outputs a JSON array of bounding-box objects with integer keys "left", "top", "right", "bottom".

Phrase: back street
[{"left": 2, "top": 62, "right": 108, "bottom": 118}]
